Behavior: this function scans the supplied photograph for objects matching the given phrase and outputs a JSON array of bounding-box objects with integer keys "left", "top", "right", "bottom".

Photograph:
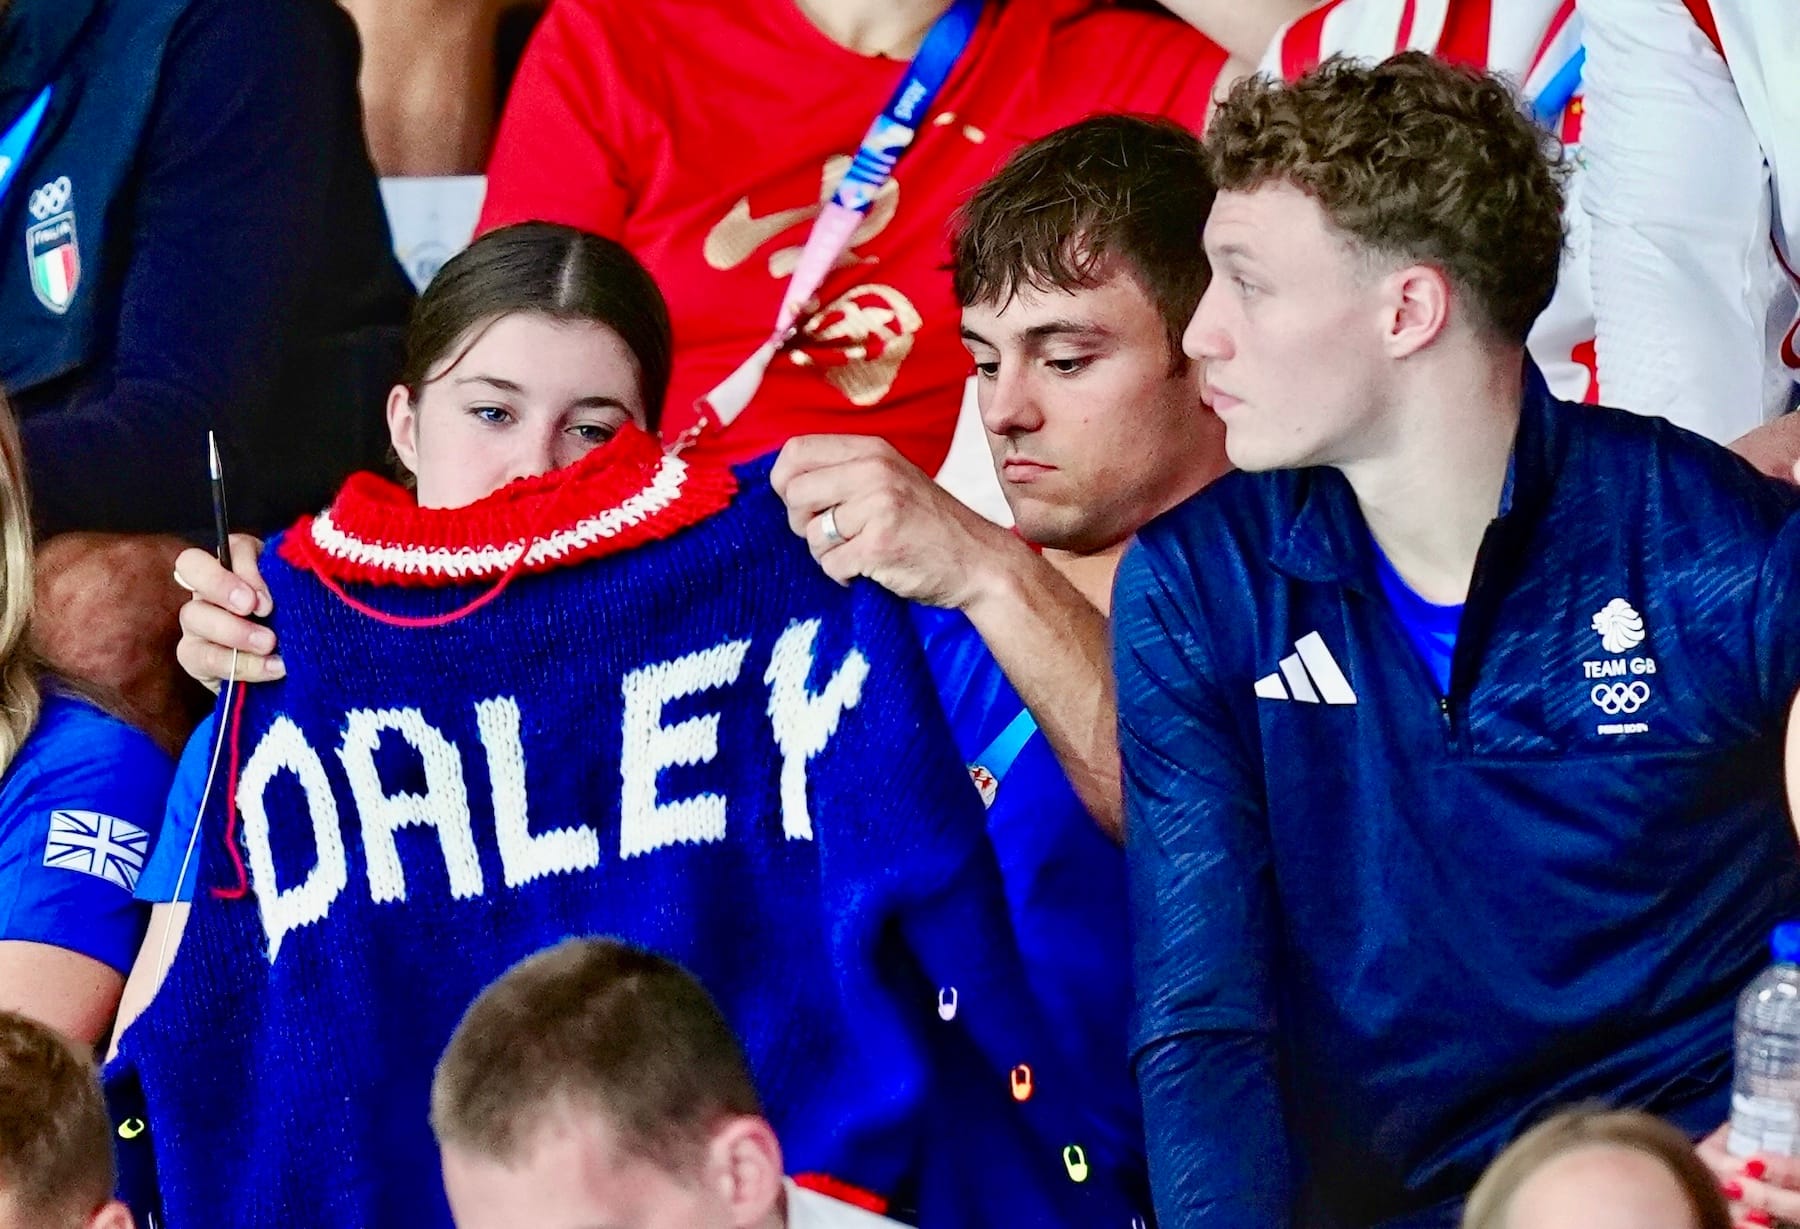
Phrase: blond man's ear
[{"left": 705, "top": 1115, "right": 785, "bottom": 1228}]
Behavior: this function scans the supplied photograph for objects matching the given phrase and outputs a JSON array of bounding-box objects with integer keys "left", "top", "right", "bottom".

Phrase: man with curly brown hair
[{"left": 1116, "top": 52, "right": 1800, "bottom": 1228}]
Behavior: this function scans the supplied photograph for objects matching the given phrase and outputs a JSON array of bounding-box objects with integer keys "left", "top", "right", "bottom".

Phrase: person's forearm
[
  {"left": 1137, "top": 1032, "right": 1294, "bottom": 1228},
  {"left": 108, "top": 903, "right": 189, "bottom": 1061},
  {"left": 1153, "top": 0, "right": 1315, "bottom": 64},
  {"left": 963, "top": 541, "right": 1122, "bottom": 838},
  {"left": 0, "top": 941, "right": 126, "bottom": 1049},
  {"left": 1786, "top": 689, "right": 1800, "bottom": 837},
  {"left": 339, "top": 0, "right": 506, "bottom": 175},
  {"left": 1115, "top": 533, "right": 1291, "bottom": 1222}
]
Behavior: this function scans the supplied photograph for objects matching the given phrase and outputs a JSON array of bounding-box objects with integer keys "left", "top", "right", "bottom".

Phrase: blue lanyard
[
  {"left": 0, "top": 87, "right": 52, "bottom": 206},
  {"left": 975, "top": 707, "right": 1038, "bottom": 786},
  {"left": 683, "top": 0, "right": 984, "bottom": 443},
  {"left": 1532, "top": 46, "right": 1584, "bottom": 127},
  {"left": 831, "top": 0, "right": 985, "bottom": 214}
]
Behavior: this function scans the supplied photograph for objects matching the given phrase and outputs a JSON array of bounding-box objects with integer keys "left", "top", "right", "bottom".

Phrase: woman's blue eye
[
  {"left": 471, "top": 404, "right": 510, "bottom": 424},
  {"left": 570, "top": 423, "right": 617, "bottom": 443}
]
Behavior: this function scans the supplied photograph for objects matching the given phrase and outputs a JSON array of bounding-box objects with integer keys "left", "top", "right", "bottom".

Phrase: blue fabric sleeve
[
  {"left": 1753, "top": 509, "right": 1800, "bottom": 724},
  {"left": 837, "top": 587, "right": 1138, "bottom": 1216},
  {"left": 21, "top": 0, "right": 367, "bottom": 535},
  {"left": 135, "top": 715, "right": 216, "bottom": 905},
  {"left": 1113, "top": 532, "right": 1293, "bottom": 1229},
  {"left": 897, "top": 856, "right": 1139, "bottom": 1208},
  {"left": 0, "top": 699, "right": 174, "bottom": 974}
]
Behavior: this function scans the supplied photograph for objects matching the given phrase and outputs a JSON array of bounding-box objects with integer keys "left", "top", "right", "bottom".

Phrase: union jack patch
[
  {"left": 42, "top": 809, "right": 150, "bottom": 892},
  {"left": 968, "top": 764, "right": 998, "bottom": 808}
]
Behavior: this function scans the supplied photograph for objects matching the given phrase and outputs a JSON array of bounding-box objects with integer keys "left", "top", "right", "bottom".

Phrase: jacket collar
[
  {"left": 1269, "top": 358, "right": 1561, "bottom": 592},
  {"left": 0, "top": 0, "right": 105, "bottom": 116}
]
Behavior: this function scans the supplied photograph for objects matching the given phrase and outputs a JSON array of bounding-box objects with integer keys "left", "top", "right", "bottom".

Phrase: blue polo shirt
[
  {"left": 911, "top": 605, "right": 1146, "bottom": 1218},
  {"left": 0, "top": 692, "right": 173, "bottom": 974}
]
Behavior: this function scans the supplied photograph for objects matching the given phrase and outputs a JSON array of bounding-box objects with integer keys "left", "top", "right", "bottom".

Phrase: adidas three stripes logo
[{"left": 1253, "top": 631, "right": 1357, "bottom": 705}]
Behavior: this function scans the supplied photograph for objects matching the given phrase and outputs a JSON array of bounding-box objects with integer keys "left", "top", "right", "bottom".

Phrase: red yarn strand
[
  {"left": 302, "top": 530, "right": 539, "bottom": 629},
  {"left": 297, "top": 453, "right": 577, "bottom": 628},
  {"left": 211, "top": 679, "right": 253, "bottom": 901}
]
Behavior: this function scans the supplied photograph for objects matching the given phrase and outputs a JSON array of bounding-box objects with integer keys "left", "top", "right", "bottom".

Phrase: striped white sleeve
[{"left": 1578, "top": 0, "right": 1786, "bottom": 441}]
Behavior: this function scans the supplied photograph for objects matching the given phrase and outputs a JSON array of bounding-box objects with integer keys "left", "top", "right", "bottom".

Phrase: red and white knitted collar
[{"left": 278, "top": 425, "right": 738, "bottom": 587}]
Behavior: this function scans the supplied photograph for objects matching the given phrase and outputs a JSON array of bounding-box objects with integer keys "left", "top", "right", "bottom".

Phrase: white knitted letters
[
  {"left": 338, "top": 708, "right": 486, "bottom": 903},
  {"left": 477, "top": 695, "right": 600, "bottom": 887},
  {"left": 235, "top": 621, "right": 869, "bottom": 938},
  {"left": 239, "top": 716, "right": 349, "bottom": 964},
  {"left": 764, "top": 619, "right": 868, "bottom": 841},
  {"left": 619, "top": 639, "right": 751, "bottom": 859}
]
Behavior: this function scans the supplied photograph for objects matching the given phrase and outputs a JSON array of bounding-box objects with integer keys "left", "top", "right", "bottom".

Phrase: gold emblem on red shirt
[{"left": 703, "top": 154, "right": 922, "bottom": 407}]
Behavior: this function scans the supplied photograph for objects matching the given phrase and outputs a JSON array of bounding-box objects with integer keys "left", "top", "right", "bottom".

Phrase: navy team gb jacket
[{"left": 1116, "top": 363, "right": 1800, "bottom": 1228}]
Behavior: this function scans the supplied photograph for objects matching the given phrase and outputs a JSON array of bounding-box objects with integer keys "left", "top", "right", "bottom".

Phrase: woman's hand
[
  {"left": 173, "top": 535, "right": 280, "bottom": 692},
  {"left": 1698, "top": 1124, "right": 1800, "bottom": 1227}
]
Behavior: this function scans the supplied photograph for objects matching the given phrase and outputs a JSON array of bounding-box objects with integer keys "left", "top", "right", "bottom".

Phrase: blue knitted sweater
[{"left": 112, "top": 428, "right": 1133, "bottom": 1228}]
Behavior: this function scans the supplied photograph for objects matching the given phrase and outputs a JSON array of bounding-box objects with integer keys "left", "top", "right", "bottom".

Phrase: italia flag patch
[
  {"left": 25, "top": 176, "right": 78, "bottom": 314},
  {"left": 42, "top": 809, "right": 150, "bottom": 892},
  {"left": 27, "top": 214, "right": 77, "bottom": 313}
]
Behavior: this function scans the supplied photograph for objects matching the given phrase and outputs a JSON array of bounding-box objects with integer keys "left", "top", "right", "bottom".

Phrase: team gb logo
[{"left": 1591, "top": 598, "right": 1645, "bottom": 654}]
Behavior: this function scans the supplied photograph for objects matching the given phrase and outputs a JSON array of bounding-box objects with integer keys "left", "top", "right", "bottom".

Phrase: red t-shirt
[{"left": 481, "top": 0, "right": 1226, "bottom": 473}]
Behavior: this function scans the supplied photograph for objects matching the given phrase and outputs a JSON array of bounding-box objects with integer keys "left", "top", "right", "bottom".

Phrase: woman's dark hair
[{"left": 399, "top": 222, "right": 673, "bottom": 432}]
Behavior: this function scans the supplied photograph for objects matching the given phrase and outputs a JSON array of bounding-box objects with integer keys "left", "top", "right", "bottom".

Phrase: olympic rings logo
[
  {"left": 27, "top": 176, "right": 70, "bottom": 221},
  {"left": 1590, "top": 681, "right": 1650, "bottom": 714}
]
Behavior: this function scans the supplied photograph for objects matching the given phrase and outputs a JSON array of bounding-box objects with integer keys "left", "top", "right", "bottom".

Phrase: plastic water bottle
[{"left": 1729, "top": 921, "right": 1800, "bottom": 1158}]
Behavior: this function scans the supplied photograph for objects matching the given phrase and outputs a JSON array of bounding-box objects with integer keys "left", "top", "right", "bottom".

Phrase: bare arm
[
  {"left": 0, "top": 940, "right": 126, "bottom": 1049},
  {"left": 1788, "top": 688, "right": 1800, "bottom": 839},
  {"left": 962, "top": 544, "right": 1121, "bottom": 837},
  {"left": 1152, "top": 0, "right": 1316, "bottom": 65},
  {"left": 773, "top": 435, "right": 1123, "bottom": 836},
  {"left": 338, "top": 0, "right": 511, "bottom": 176},
  {"left": 108, "top": 902, "right": 189, "bottom": 1061}
]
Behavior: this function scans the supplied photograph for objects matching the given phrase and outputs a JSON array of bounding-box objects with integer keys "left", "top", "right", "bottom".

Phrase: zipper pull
[{"left": 1438, "top": 695, "right": 1454, "bottom": 733}]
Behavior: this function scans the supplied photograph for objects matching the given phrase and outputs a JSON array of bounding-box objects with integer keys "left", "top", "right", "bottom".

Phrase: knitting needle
[
  {"left": 208, "top": 430, "right": 231, "bottom": 571},
  {"left": 150, "top": 434, "right": 241, "bottom": 987}
]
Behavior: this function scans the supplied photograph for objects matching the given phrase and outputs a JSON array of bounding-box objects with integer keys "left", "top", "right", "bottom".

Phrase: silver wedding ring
[{"left": 819, "top": 506, "right": 845, "bottom": 547}]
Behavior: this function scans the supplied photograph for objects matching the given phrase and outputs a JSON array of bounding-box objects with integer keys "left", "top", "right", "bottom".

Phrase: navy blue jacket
[
  {"left": 0, "top": 0, "right": 413, "bottom": 536},
  {"left": 1115, "top": 368, "right": 1800, "bottom": 1227}
]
